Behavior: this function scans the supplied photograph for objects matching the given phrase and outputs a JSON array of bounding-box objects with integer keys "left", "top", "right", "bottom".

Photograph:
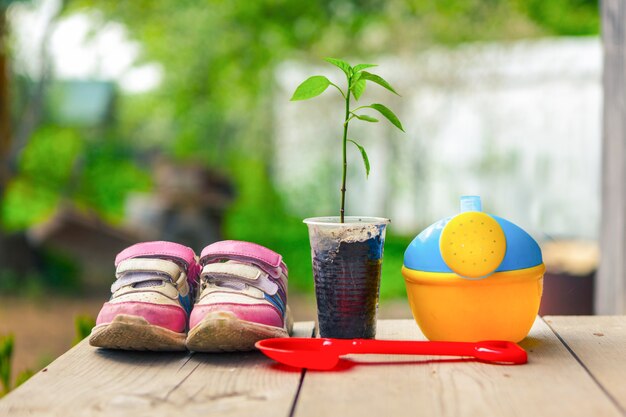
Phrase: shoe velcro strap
[
  {"left": 112, "top": 259, "right": 185, "bottom": 294},
  {"left": 116, "top": 258, "right": 181, "bottom": 280},
  {"left": 201, "top": 262, "right": 278, "bottom": 296},
  {"left": 200, "top": 240, "right": 287, "bottom": 279},
  {"left": 200, "top": 285, "right": 265, "bottom": 300},
  {"left": 115, "top": 241, "right": 201, "bottom": 284}
]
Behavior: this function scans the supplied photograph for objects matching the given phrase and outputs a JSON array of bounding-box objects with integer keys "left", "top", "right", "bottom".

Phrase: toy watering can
[{"left": 402, "top": 196, "right": 545, "bottom": 342}]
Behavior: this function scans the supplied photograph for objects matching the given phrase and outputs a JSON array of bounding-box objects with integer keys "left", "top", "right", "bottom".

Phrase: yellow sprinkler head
[{"left": 439, "top": 211, "right": 506, "bottom": 279}]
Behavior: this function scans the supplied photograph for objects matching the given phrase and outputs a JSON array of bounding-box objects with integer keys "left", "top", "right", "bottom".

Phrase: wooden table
[{"left": 1, "top": 317, "right": 625, "bottom": 416}]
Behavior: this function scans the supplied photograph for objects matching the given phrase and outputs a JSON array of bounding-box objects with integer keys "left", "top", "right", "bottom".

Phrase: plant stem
[{"left": 340, "top": 81, "right": 351, "bottom": 223}]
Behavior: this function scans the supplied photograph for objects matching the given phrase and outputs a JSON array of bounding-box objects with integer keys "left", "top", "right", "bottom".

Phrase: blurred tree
[
  {"left": 0, "top": 0, "right": 30, "bottom": 202},
  {"left": 517, "top": 0, "right": 599, "bottom": 36},
  {"left": 0, "top": 0, "right": 39, "bottom": 278},
  {"left": 0, "top": 5, "right": 9, "bottom": 188},
  {"left": 1, "top": 0, "right": 60, "bottom": 187}
]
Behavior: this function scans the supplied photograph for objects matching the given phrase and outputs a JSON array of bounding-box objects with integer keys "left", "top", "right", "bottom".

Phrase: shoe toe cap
[
  {"left": 96, "top": 301, "right": 187, "bottom": 333},
  {"left": 190, "top": 303, "right": 283, "bottom": 329}
]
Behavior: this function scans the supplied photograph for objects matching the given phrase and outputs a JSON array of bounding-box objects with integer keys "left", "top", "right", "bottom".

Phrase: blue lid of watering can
[{"left": 403, "top": 196, "right": 542, "bottom": 278}]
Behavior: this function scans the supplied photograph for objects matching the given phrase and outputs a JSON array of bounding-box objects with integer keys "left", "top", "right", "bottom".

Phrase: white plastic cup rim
[{"left": 303, "top": 216, "right": 390, "bottom": 227}]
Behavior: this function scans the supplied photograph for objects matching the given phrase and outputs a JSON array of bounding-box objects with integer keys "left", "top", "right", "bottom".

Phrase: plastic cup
[{"left": 304, "top": 217, "right": 389, "bottom": 339}]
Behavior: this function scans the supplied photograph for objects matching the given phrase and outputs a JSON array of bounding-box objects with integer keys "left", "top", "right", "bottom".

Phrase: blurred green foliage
[
  {"left": 0, "top": 334, "right": 12, "bottom": 395},
  {"left": 0, "top": 269, "right": 41, "bottom": 298},
  {"left": 73, "top": 315, "right": 95, "bottom": 345},
  {"left": 2, "top": 127, "right": 82, "bottom": 230},
  {"left": 4, "top": 0, "right": 599, "bottom": 297},
  {"left": 40, "top": 249, "right": 81, "bottom": 293},
  {"left": 0, "top": 333, "right": 34, "bottom": 397},
  {"left": 0, "top": 249, "right": 80, "bottom": 297},
  {"left": 72, "top": 0, "right": 597, "bottom": 175},
  {"left": 74, "top": 141, "right": 152, "bottom": 222},
  {"left": 0, "top": 315, "right": 90, "bottom": 396},
  {"left": 13, "top": 368, "right": 33, "bottom": 388},
  {"left": 517, "top": 0, "right": 599, "bottom": 36},
  {"left": 1, "top": 125, "right": 152, "bottom": 229}
]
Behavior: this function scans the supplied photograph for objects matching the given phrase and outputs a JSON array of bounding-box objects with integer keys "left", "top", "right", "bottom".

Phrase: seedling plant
[{"left": 291, "top": 58, "right": 404, "bottom": 222}]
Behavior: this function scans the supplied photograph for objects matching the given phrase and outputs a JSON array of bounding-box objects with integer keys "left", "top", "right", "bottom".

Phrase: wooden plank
[
  {"left": 163, "top": 321, "right": 314, "bottom": 416},
  {"left": 545, "top": 316, "right": 626, "bottom": 413},
  {"left": 0, "top": 340, "right": 194, "bottom": 416},
  {"left": 598, "top": 0, "right": 626, "bottom": 314},
  {"left": 293, "top": 318, "right": 622, "bottom": 417},
  {"left": 0, "top": 322, "right": 314, "bottom": 416}
]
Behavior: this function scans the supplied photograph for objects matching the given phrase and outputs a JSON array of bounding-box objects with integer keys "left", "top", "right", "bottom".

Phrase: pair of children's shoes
[{"left": 89, "top": 240, "right": 292, "bottom": 352}]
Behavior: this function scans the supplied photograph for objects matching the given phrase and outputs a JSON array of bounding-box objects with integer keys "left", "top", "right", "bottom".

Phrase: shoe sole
[
  {"left": 89, "top": 314, "right": 186, "bottom": 351},
  {"left": 186, "top": 311, "right": 290, "bottom": 352}
]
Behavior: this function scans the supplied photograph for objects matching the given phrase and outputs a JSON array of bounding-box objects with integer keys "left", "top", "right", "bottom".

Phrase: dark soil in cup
[{"left": 312, "top": 236, "right": 384, "bottom": 338}]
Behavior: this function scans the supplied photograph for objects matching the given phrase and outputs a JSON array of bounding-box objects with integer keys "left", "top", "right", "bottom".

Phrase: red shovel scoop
[{"left": 256, "top": 338, "right": 527, "bottom": 370}]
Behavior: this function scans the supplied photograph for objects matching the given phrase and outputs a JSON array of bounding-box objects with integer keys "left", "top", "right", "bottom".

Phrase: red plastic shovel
[{"left": 255, "top": 338, "right": 527, "bottom": 370}]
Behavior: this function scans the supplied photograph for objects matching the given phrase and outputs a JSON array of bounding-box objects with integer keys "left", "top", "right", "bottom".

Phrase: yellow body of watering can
[{"left": 402, "top": 196, "right": 544, "bottom": 342}]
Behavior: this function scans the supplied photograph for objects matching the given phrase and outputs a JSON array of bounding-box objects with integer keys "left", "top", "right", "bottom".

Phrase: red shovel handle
[{"left": 339, "top": 339, "right": 527, "bottom": 364}]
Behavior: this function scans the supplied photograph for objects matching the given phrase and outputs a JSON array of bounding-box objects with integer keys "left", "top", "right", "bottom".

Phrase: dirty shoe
[
  {"left": 89, "top": 241, "right": 200, "bottom": 351},
  {"left": 186, "top": 240, "right": 292, "bottom": 352}
]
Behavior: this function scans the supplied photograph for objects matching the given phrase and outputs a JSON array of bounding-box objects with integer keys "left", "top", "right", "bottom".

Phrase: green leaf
[
  {"left": 73, "top": 315, "right": 96, "bottom": 345},
  {"left": 290, "top": 75, "right": 331, "bottom": 101},
  {"left": 360, "top": 71, "right": 399, "bottom": 95},
  {"left": 353, "top": 63, "right": 378, "bottom": 73},
  {"left": 355, "top": 114, "right": 379, "bottom": 123},
  {"left": 368, "top": 103, "right": 404, "bottom": 131},
  {"left": 351, "top": 79, "right": 366, "bottom": 100},
  {"left": 0, "top": 334, "right": 14, "bottom": 394},
  {"left": 324, "top": 57, "right": 352, "bottom": 78},
  {"left": 14, "top": 369, "right": 34, "bottom": 389},
  {"left": 348, "top": 140, "right": 370, "bottom": 178}
]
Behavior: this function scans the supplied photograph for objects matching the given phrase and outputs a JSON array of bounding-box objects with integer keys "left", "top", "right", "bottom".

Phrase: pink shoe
[
  {"left": 89, "top": 241, "right": 200, "bottom": 351},
  {"left": 186, "top": 240, "right": 292, "bottom": 352}
]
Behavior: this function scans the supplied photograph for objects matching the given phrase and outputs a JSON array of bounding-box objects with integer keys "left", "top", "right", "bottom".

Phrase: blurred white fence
[{"left": 273, "top": 37, "right": 601, "bottom": 240}]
